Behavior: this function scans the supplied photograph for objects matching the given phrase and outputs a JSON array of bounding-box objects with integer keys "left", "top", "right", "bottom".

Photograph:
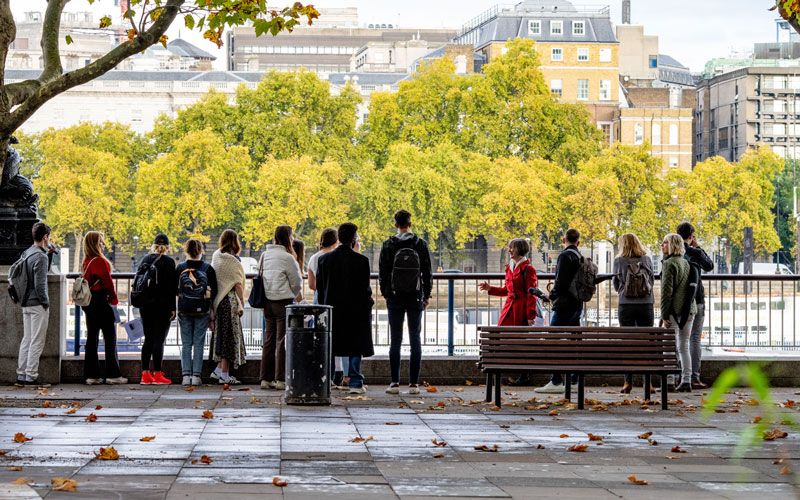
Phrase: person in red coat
[{"left": 480, "top": 238, "right": 538, "bottom": 385}]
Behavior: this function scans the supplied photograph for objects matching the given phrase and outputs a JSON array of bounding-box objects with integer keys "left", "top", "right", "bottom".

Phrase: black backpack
[
  {"left": 566, "top": 248, "right": 598, "bottom": 302},
  {"left": 391, "top": 237, "right": 421, "bottom": 295},
  {"left": 131, "top": 255, "right": 163, "bottom": 308},
  {"left": 178, "top": 263, "right": 211, "bottom": 315}
]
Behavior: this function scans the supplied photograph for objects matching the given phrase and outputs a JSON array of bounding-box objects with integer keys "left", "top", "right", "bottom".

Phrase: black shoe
[
  {"left": 508, "top": 375, "right": 533, "bottom": 387},
  {"left": 675, "top": 383, "right": 692, "bottom": 393},
  {"left": 332, "top": 371, "right": 344, "bottom": 387},
  {"left": 13, "top": 378, "right": 24, "bottom": 387},
  {"left": 24, "top": 379, "right": 50, "bottom": 387}
]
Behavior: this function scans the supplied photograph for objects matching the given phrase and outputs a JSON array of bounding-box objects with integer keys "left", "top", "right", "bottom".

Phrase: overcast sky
[{"left": 10, "top": 0, "right": 783, "bottom": 73}]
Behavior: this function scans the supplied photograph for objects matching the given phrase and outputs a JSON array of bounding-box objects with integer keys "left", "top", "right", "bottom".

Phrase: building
[
  {"left": 120, "top": 39, "right": 217, "bottom": 72},
  {"left": 614, "top": 106, "right": 694, "bottom": 171},
  {"left": 351, "top": 39, "right": 446, "bottom": 73},
  {"left": 326, "top": 72, "right": 409, "bottom": 124}
]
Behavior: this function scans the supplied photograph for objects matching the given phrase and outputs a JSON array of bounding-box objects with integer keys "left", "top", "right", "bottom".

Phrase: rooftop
[{"left": 4, "top": 69, "right": 263, "bottom": 83}]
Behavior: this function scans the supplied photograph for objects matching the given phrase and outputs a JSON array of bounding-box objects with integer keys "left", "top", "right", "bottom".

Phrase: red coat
[{"left": 488, "top": 259, "right": 538, "bottom": 326}]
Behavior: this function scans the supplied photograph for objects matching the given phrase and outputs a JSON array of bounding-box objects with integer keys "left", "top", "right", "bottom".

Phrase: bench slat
[
  {"left": 481, "top": 352, "right": 677, "bottom": 360},
  {"left": 480, "top": 340, "right": 675, "bottom": 347},
  {"left": 482, "top": 358, "right": 677, "bottom": 366},
  {"left": 480, "top": 333, "right": 673, "bottom": 340},
  {"left": 482, "top": 364, "right": 679, "bottom": 372},
  {"left": 478, "top": 326, "right": 670, "bottom": 333}
]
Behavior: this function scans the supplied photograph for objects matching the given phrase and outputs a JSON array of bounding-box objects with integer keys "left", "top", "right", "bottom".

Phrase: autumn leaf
[
  {"left": 127, "top": 29, "right": 137, "bottom": 42},
  {"left": 559, "top": 434, "right": 569, "bottom": 438},
  {"left": 474, "top": 444, "right": 499, "bottom": 452},
  {"left": 748, "top": 399, "right": 759, "bottom": 405},
  {"left": 548, "top": 410, "right": 558, "bottom": 416},
  {"left": 432, "top": 439, "right": 447, "bottom": 447},
  {"left": 465, "top": 380, "right": 473, "bottom": 386},
  {"left": 95, "top": 405, "right": 103, "bottom": 410},
  {"left": 30, "top": 413, "right": 47, "bottom": 419},
  {"left": 236, "top": 387, "right": 250, "bottom": 391},
  {"left": 648, "top": 438, "right": 659, "bottom": 446},
  {"left": 587, "top": 433, "right": 603, "bottom": 441},
  {"left": 86, "top": 413, "right": 97, "bottom": 422},
  {"left": 499, "top": 425, "right": 510, "bottom": 429},
  {"left": 752, "top": 416, "right": 763, "bottom": 423},
  {"left": 202, "top": 411, "right": 213, "bottom": 419},
  {"left": 568, "top": 444, "right": 588, "bottom": 452},
  {"left": 8, "top": 466, "right": 21, "bottom": 471},
  {"left": 764, "top": 429, "right": 789, "bottom": 441},
  {"left": 51, "top": 478, "right": 78, "bottom": 491},
  {"left": 272, "top": 477, "right": 288, "bottom": 487},
  {"left": 42, "top": 401, "right": 51, "bottom": 408},
  {"left": 665, "top": 455, "right": 681, "bottom": 459},
  {"left": 628, "top": 474, "right": 648, "bottom": 485},
  {"left": 200, "top": 455, "right": 213, "bottom": 464},
  {"left": 537, "top": 444, "right": 545, "bottom": 449},
  {"left": 437, "top": 401, "right": 446, "bottom": 407},
  {"left": 222, "top": 384, "right": 231, "bottom": 390},
  {"left": 11, "top": 478, "right": 32, "bottom": 485},
  {"left": 139, "top": 436, "right": 156, "bottom": 442},
  {"left": 0, "top": 451, "right": 6, "bottom": 456},
  {"left": 349, "top": 436, "right": 373, "bottom": 443},
  {"left": 99, "top": 16, "right": 112, "bottom": 28},
  {"left": 158, "top": 34, "right": 169, "bottom": 49},
  {"left": 13, "top": 433, "right": 32, "bottom": 443},
  {"left": 427, "top": 386, "right": 438, "bottom": 393},
  {"left": 785, "top": 400, "right": 795, "bottom": 408},
  {"left": 781, "top": 466, "right": 792, "bottom": 475},
  {"left": 638, "top": 431, "right": 653, "bottom": 439},
  {"left": 385, "top": 422, "right": 402, "bottom": 425},
  {"left": 94, "top": 447, "right": 119, "bottom": 460},
  {"left": 490, "top": 406, "right": 501, "bottom": 411},
  {"left": 65, "top": 409, "right": 76, "bottom": 414},
  {"left": 433, "top": 453, "right": 444, "bottom": 458},
  {"left": 185, "top": 386, "right": 195, "bottom": 392},
  {"left": 670, "top": 446, "right": 687, "bottom": 453},
  {"left": 251, "top": 397, "right": 262, "bottom": 403}
]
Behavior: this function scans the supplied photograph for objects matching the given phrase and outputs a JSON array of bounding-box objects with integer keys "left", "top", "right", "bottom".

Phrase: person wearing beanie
[{"left": 136, "top": 234, "right": 177, "bottom": 385}]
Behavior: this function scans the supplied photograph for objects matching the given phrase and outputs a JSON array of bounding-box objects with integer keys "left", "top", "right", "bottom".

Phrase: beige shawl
[{"left": 211, "top": 250, "right": 245, "bottom": 312}]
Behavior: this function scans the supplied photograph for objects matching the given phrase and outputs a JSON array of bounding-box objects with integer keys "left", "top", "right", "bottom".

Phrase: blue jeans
[
  {"left": 348, "top": 356, "right": 364, "bottom": 388},
  {"left": 550, "top": 308, "right": 582, "bottom": 385},
  {"left": 179, "top": 314, "right": 210, "bottom": 376},
  {"left": 387, "top": 299, "right": 424, "bottom": 385}
]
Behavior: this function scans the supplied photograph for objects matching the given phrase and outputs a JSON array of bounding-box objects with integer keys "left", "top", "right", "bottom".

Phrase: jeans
[
  {"left": 618, "top": 303, "right": 655, "bottom": 384},
  {"left": 387, "top": 299, "right": 424, "bottom": 385},
  {"left": 179, "top": 314, "right": 209, "bottom": 376},
  {"left": 549, "top": 308, "right": 582, "bottom": 386},
  {"left": 316, "top": 291, "right": 347, "bottom": 373},
  {"left": 18, "top": 305, "right": 49, "bottom": 380},
  {"left": 669, "top": 314, "right": 695, "bottom": 385},
  {"left": 83, "top": 290, "right": 121, "bottom": 380},
  {"left": 140, "top": 308, "right": 172, "bottom": 372},
  {"left": 690, "top": 303, "right": 705, "bottom": 382},
  {"left": 348, "top": 356, "right": 364, "bottom": 388},
  {"left": 260, "top": 298, "right": 292, "bottom": 382}
]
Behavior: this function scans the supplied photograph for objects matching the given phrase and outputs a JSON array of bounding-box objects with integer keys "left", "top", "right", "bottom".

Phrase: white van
[{"left": 737, "top": 262, "right": 794, "bottom": 275}]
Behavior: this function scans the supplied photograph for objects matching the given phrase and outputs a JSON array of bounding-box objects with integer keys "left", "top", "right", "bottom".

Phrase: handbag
[
  {"left": 248, "top": 254, "right": 267, "bottom": 309},
  {"left": 71, "top": 258, "right": 97, "bottom": 307},
  {"left": 122, "top": 318, "right": 144, "bottom": 342}
]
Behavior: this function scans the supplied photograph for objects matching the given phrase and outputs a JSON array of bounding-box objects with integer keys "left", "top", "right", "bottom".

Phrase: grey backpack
[
  {"left": 7, "top": 252, "right": 34, "bottom": 305},
  {"left": 567, "top": 248, "right": 598, "bottom": 303}
]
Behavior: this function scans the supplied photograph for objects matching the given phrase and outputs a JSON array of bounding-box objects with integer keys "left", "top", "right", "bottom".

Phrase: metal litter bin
[{"left": 285, "top": 304, "right": 333, "bottom": 405}]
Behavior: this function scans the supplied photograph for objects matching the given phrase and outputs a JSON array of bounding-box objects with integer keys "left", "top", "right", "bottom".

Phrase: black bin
[{"left": 285, "top": 304, "right": 333, "bottom": 405}]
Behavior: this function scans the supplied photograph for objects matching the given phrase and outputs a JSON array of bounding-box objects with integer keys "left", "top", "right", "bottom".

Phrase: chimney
[{"left": 622, "top": 0, "right": 631, "bottom": 24}]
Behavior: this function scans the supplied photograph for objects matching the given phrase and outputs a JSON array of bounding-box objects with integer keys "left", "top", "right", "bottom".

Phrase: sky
[{"left": 10, "top": 0, "right": 784, "bottom": 73}]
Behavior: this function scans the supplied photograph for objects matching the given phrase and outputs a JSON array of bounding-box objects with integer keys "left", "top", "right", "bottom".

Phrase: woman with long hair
[
  {"left": 612, "top": 233, "right": 655, "bottom": 394},
  {"left": 81, "top": 231, "right": 127, "bottom": 385},
  {"left": 307, "top": 228, "right": 343, "bottom": 386},
  {"left": 660, "top": 233, "right": 696, "bottom": 393},
  {"left": 258, "top": 225, "right": 303, "bottom": 390},
  {"left": 210, "top": 229, "right": 247, "bottom": 385}
]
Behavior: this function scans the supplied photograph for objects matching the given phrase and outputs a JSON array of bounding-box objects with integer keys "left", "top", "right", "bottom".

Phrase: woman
[
  {"left": 176, "top": 239, "right": 217, "bottom": 387},
  {"left": 292, "top": 238, "right": 305, "bottom": 303},
  {"left": 81, "top": 232, "right": 127, "bottom": 385},
  {"left": 660, "top": 233, "right": 696, "bottom": 393},
  {"left": 210, "top": 229, "right": 247, "bottom": 385},
  {"left": 259, "top": 225, "right": 303, "bottom": 390},
  {"left": 612, "top": 233, "right": 655, "bottom": 394},
  {"left": 138, "top": 234, "right": 177, "bottom": 385}
]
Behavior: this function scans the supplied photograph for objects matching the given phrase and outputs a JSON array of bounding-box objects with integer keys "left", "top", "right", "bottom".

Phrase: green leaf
[
  {"left": 184, "top": 15, "right": 195, "bottom": 30},
  {"left": 701, "top": 367, "right": 739, "bottom": 419},
  {"left": 745, "top": 362, "right": 772, "bottom": 404},
  {"left": 65, "top": 35, "right": 73, "bottom": 45},
  {"left": 99, "top": 16, "right": 112, "bottom": 29}
]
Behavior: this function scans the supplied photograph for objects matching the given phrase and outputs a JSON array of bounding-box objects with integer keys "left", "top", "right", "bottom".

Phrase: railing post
[
  {"left": 73, "top": 305, "right": 81, "bottom": 356},
  {"left": 444, "top": 270, "right": 461, "bottom": 356}
]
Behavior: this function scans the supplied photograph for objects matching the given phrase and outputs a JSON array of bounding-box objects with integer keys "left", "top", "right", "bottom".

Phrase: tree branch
[
  {"left": 40, "top": 0, "right": 68, "bottom": 83},
  {"left": 0, "top": 0, "right": 16, "bottom": 114}
]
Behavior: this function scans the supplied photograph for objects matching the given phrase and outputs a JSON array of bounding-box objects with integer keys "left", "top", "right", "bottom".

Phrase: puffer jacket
[{"left": 259, "top": 244, "right": 302, "bottom": 301}]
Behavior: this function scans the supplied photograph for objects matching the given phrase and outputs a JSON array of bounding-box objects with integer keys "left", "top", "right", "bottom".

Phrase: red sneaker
[
  {"left": 140, "top": 371, "right": 154, "bottom": 385},
  {"left": 151, "top": 372, "right": 171, "bottom": 385}
]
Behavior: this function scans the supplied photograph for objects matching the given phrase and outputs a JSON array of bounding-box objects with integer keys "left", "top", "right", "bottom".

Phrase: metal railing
[{"left": 62, "top": 273, "right": 800, "bottom": 357}]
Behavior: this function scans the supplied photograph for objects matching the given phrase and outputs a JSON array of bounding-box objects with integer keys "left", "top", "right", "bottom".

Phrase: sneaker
[
  {"left": 332, "top": 371, "right": 344, "bottom": 387},
  {"left": 151, "top": 372, "right": 171, "bottom": 385},
  {"left": 333, "top": 383, "right": 348, "bottom": 391},
  {"left": 182, "top": 376, "right": 192, "bottom": 387},
  {"left": 24, "top": 379, "right": 50, "bottom": 387},
  {"left": 210, "top": 369, "right": 221, "bottom": 381},
  {"left": 86, "top": 378, "right": 104, "bottom": 385},
  {"left": 105, "top": 376, "right": 128, "bottom": 385},
  {"left": 220, "top": 375, "right": 241, "bottom": 385},
  {"left": 139, "top": 371, "right": 153, "bottom": 385},
  {"left": 385, "top": 383, "right": 400, "bottom": 395},
  {"left": 534, "top": 381, "right": 565, "bottom": 394},
  {"left": 348, "top": 386, "right": 366, "bottom": 394},
  {"left": 274, "top": 380, "right": 285, "bottom": 390},
  {"left": 408, "top": 384, "right": 420, "bottom": 395},
  {"left": 260, "top": 380, "right": 271, "bottom": 390},
  {"left": 191, "top": 376, "right": 202, "bottom": 386},
  {"left": 13, "top": 378, "right": 25, "bottom": 388}
]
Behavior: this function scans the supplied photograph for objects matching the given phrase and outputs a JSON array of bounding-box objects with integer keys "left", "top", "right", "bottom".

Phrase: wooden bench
[{"left": 478, "top": 326, "right": 680, "bottom": 410}]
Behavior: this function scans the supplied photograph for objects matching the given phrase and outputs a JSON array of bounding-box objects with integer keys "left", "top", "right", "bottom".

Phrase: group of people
[{"left": 10, "top": 213, "right": 712, "bottom": 395}]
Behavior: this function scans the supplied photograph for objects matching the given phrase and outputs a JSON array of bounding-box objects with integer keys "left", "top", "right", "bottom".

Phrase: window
[
  {"left": 577, "top": 79, "right": 588, "bottom": 100},
  {"left": 599, "top": 48, "right": 611, "bottom": 62},
  {"left": 774, "top": 123, "right": 787, "bottom": 135},
  {"left": 577, "top": 48, "right": 589, "bottom": 61},
  {"left": 648, "top": 55, "right": 657, "bottom": 68},
  {"left": 573, "top": 21, "right": 585, "bottom": 35},
  {"left": 669, "top": 157, "right": 678, "bottom": 168},
  {"left": 669, "top": 124, "right": 678, "bottom": 145},
  {"left": 652, "top": 123, "right": 661, "bottom": 145},
  {"left": 600, "top": 123, "right": 612, "bottom": 144},
  {"left": 550, "top": 79, "right": 562, "bottom": 97},
  {"left": 599, "top": 79, "right": 611, "bottom": 100},
  {"left": 634, "top": 124, "right": 643, "bottom": 145},
  {"left": 551, "top": 48, "right": 563, "bottom": 61},
  {"left": 528, "top": 20, "right": 540, "bottom": 35},
  {"left": 551, "top": 20, "right": 563, "bottom": 35},
  {"left": 669, "top": 87, "right": 682, "bottom": 108}
]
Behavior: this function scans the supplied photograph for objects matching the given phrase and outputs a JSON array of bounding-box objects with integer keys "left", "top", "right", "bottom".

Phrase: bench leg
[
  {"left": 661, "top": 374, "right": 668, "bottom": 410},
  {"left": 494, "top": 371, "right": 502, "bottom": 407},
  {"left": 485, "top": 372, "right": 493, "bottom": 402},
  {"left": 565, "top": 376, "right": 571, "bottom": 402},
  {"left": 644, "top": 374, "right": 651, "bottom": 402},
  {"left": 577, "top": 375, "right": 585, "bottom": 410}
]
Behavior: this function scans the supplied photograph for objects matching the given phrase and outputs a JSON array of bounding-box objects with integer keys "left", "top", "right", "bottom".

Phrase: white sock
[
  {"left": 213, "top": 367, "right": 222, "bottom": 376},
  {"left": 221, "top": 372, "right": 229, "bottom": 380}
]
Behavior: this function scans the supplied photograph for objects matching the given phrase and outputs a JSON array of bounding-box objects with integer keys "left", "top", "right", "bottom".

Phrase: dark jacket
[
  {"left": 317, "top": 245, "right": 374, "bottom": 358},
  {"left": 176, "top": 259, "right": 218, "bottom": 309},
  {"left": 549, "top": 245, "right": 583, "bottom": 313},
  {"left": 137, "top": 253, "right": 177, "bottom": 313},
  {"left": 20, "top": 245, "right": 52, "bottom": 308},
  {"left": 683, "top": 243, "right": 714, "bottom": 304},
  {"left": 378, "top": 232, "right": 433, "bottom": 302}
]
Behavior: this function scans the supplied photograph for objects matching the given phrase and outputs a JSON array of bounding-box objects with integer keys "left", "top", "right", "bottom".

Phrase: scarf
[{"left": 211, "top": 250, "right": 245, "bottom": 312}]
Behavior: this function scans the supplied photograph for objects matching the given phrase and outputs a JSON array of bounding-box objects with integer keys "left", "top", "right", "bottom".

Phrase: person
[
  {"left": 660, "top": 233, "right": 696, "bottom": 393},
  {"left": 292, "top": 238, "right": 305, "bottom": 303},
  {"left": 676, "top": 222, "right": 714, "bottom": 389},
  {"left": 176, "top": 239, "right": 217, "bottom": 387},
  {"left": 81, "top": 231, "right": 127, "bottom": 385},
  {"left": 14, "top": 222, "right": 55, "bottom": 387},
  {"left": 535, "top": 228, "right": 584, "bottom": 394},
  {"left": 258, "top": 225, "right": 303, "bottom": 391},
  {"left": 210, "top": 229, "right": 247, "bottom": 385},
  {"left": 612, "top": 233, "right": 655, "bottom": 394},
  {"left": 137, "top": 234, "right": 177, "bottom": 385},
  {"left": 479, "top": 238, "right": 538, "bottom": 387},
  {"left": 317, "top": 222, "right": 374, "bottom": 394},
  {"left": 307, "top": 228, "right": 346, "bottom": 387},
  {"left": 379, "top": 210, "right": 433, "bottom": 395}
]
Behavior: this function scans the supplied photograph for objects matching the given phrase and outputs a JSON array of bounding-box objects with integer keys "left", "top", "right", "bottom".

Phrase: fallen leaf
[
  {"left": 499, "top": 425, "right": 510, "bottom": 429},
  {"left": 0, "top": 451, "right": 5, "bottom": 456},
  {"left": 432, "top": 439, "right": 447, "bottom": 447},
  {"left": 559, "top": 434, "right": 569, "bottom": 438},
  {"left": 628, "top": 474, "right": 648, "bottom": 485},
  {"left": 86, "top": 413, "right": 97, "bottom": 422},
  {"left": 236, "top": 387, "right": 250, "bottom": 391},
  {"left": 11, "top": 478, "right": 32, "bottom": 485},
  {"left": 568, "top": 444, "right": 588, "bottom": 452},
  {"left": 184, "top": 386, "right": 195, "bottom": 392},
  {"left": 94, "top": 447, "right": 119, "bottom": 460},
  {"left": 29, "top": 413, "right": 47, "bottom": 419},
  {"left": 648, "top": 438, "right": 659, "bottom": 446},
  {"left": 588, "top": 433, "right": 603, "bottom": 441},
  {"left": 51, "top": 478, "right": 77, "bottom": 491},
  {"left": 251, "top": 397, "right": 262, "bottom": 403},
  {"left": 95, "top": 405, "right": 103, "bottom": 410},
  {"left": 13, "top": 433, "right": 32, "bottom": 443},
  {"left": 341, "top": 396, "right": 374, "bottom": 401},
  {"left": 785, "top": 400, "right": 795, "bottom": 408},
  {"left": 385, "top": 422, "right": 402, "bottom": 425},
  {"left": 490, "top": 406, "right": 501, "bottom": 411},
  {"left": 454, "top": 387, "right": 464, "bottom": 393},
  {"left": 433, "top": 453, "right": 444, "bottom": 458},
  {"left": 222, "top": 384, "right": 230, "bottom": 390},
  {"left": 272, "top": 477, "right": 288, "bottom": 487},
  {"left": 199, "top": 455, "right": 213, "bottom": 464},
  {"left": 194, "top": 400, "right": 205, "bottom": 403},
  {"left": 42, "top": 401, "right": 51, "bottom": 408},
  {"left": 748, "top": 399, "right": 759, "bottom": 405},
  {"left": 474, "top": 444, "right": 499, "bottom": 452},
  {"left": 638, "top": 432, "right": 653, "bottom": 439},
  {"left": 465, "top": 380, "right": 474, "bottom": 386},
  {"left": 670, "top": 446, "right": 687, "bottom": 453},
  {"left": 437, "top": 401, "right": 446, "bottom": 407},
  {"left": 537, "top": 444, "right": 545, "bottom": 449},
  {"left": 65, "top": 409, "right": 76, "bottom": 414},
  {"left": 548, "top": 410, "right": 558, "bottom": 416},
  {"left": 764, "top": 429, "right": 788, "bottom": 441},
  {"left": 780, "top": 466, "right": 791, "bottom": 475},
  {"left": 8, "top": 466, "right": 21, "bottom": 471},
  {"left": 349, "top": 436, "right": 373, "bottom": 443},
  {"left": 427, "top": 386, "right": 438, "bottom": 393},
  {"left": 139, "top": 436, "right": 155, "bottom": 442},
  {"left": 752, "top": 416, "right": 763, "bottom": 423},
  {"left": 589, "top": 404, "right": 607, "bottom": 412},
  {"left": 410, "top": 400, "right": 424, "bottom": 404},
  {"left": 202, "top": 411, "right": 213, "bottom": 419},
  {"left": 665, "top": 455, "right": 681, "bottom": 459},
  {"left": 524, "top": 406, "right": 536, "bottom": 410},
  {"left": 714, "top": 409, "right": 726, "bottom": 413}
]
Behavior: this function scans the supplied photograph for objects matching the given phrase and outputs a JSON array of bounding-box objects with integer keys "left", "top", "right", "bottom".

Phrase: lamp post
[{"left": 132, "top": 235, "right": 139, "bottom": 270}]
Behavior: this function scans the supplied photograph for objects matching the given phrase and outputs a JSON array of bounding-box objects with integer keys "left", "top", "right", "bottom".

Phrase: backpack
[
  {"left": 178, "top": 262, "right": 211, "bottom": 315},
  {"left": 566, "top": 248, "right": 598, "bottom": 303},
  {"left": 7, "top": 251, "right": 35, "bottom": 305},
  {"left": 131, "top": 255, "right": 163, "bottom": 308},
  {"left": 391, "top": 237, "right": 421, "bottom": 295},
  {"left": 72, "top": 257, "right": 98, "bottom": 307},
  {"left": 623, "top": 260, "right": 652, "bottom": 298}
]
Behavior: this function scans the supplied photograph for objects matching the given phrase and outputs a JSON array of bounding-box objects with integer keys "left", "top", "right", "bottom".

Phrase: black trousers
[
  {"left": 83, "top": 290, "right": 121, "bottom": 380},
  {"left": 140, "top": 307, "right": 172, "bottom": 372},
  {"left": 618, "top": 303, "right": 654, "bottom": 383}
]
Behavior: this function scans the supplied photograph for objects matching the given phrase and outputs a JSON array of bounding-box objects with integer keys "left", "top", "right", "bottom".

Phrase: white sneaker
[
  {"left": 349, "top": 386, "right": 366, "bottom": 394},
  {"left": 260, "top": 380, "right": 270, "bottom": 390},
  {"left": 210, "top": 370, "right": 221, "bottom": 380},
  {"left": 385, "top": 384, "right": 400, "bottom": 394},
  {"left": 182, "top": 376, "right": 192, "bottom": 386},
  {"left": 408, "top": 384, "right": 420, "bottom": 395},
  {"left": 105, "top": 376, "right": 128, "bottom": 385},
  {"left": 534, "top": 381, "right": 565, "bottom": 394},
  {"left": 191, "top": 376, "right": 202, "bottom": 386},
  {"left": 220, "top": 375, "right": 241, "bottom": 385},
  {"left": 85, "top": 378, "right": 103, "bottom": 385},
  {"left": 274, "top": 380, "right": 286, "bottom": 390}
]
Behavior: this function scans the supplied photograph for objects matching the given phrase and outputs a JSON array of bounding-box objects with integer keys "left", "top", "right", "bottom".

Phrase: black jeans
[
  {"left": 140, "top": 307, "right": 172, "bottom": 372},
  {"left": 550, "top": 308, "right": 582, "bottom": 385},
  {"left": 83, "top": 290, "right": 121, "bottom": 380},
  {"left": 618, "top": 303, "right": 655, "bottom": 383},
  {"left": 387, "top": 298, "right": 424, "bottom": 385}
]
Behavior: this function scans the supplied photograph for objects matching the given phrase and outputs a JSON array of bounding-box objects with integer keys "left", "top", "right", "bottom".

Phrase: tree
[
  {"left": 133, "top": 129, "right": 253, "bottom": 245},
  {"left": 773, "top": 1, "right": 800, "bottom": 33},
  {"left": 0, "top": 0, "right": 319, "bottom": 180}
]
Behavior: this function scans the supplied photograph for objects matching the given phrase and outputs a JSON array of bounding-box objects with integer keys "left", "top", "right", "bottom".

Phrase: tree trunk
[{"left": 73, "top": 230, "right": 83, "bottom": 274}]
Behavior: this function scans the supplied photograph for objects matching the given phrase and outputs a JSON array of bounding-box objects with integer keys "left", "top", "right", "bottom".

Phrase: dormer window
[
  {"left": 551, "top": 20, "right": 563, "bottom": 35},
  {"left": 528, "top": 20, "right": 541, "bottom": 35},
  {"left": 573, "top": 21, "right": 585, "bottom": 35}
]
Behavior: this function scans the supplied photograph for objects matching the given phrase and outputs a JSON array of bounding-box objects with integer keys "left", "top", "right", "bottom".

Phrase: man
[
  {"left": 676, "top": 222, "right": 714, "bottom": 389},
  {"left": 317, "top": 222, "right": 375, "bottom": 394},
  {"left": 535, "top": 228, "right": 583, "bottom": 394},
  {"left": 379, "top": 209, "right": 432, "bottom": 395},
  {"left": 15, "top": 222, "right": 55, "bottom": 387}
]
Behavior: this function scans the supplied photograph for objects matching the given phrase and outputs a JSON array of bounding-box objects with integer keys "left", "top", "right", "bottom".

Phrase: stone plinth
[{"left": 0, "top": 271, "right": 65, "bottom": 384}]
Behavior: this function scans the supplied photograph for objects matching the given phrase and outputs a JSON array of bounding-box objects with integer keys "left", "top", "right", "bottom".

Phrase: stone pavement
[{"left": 0, "top": 383, "right": 797, "bottom": 499}]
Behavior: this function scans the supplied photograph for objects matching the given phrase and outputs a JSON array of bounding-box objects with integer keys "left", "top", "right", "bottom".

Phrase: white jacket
[{"left": 259, "top": 244, "right": 303, "bottom": 301}]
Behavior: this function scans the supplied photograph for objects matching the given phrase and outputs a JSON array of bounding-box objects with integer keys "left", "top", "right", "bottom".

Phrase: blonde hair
[
  {"left": 618, "top": 233, "right": 647, "bottom": 258},
  {"left": 150, "top": 244, "right": 170, "bottom": 255},
  {"left": 83, "top": 231, "right": 110, "bottom": 265},
  {"left": 664, "top": 233, "right": 685, "bottom": 257}
]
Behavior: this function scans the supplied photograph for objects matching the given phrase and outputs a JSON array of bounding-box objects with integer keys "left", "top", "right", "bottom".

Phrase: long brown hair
[
  {"left": 274, "top": 225, "right": 295, "bottom": 258},
  {"left": 292, "top": 239, "right": 305, "bottom": 271},
  {"left": 83, "top": 231, "right": 110, "bottom": 266},
  {"left": 218, "top": 229, "right": 241, "bottom": 256},
  {"left": 184, "top": 239, "right": 204, "bottom": 259},
  {"left": 617, "top": 233, "right": 647, "bottom": 258}
]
